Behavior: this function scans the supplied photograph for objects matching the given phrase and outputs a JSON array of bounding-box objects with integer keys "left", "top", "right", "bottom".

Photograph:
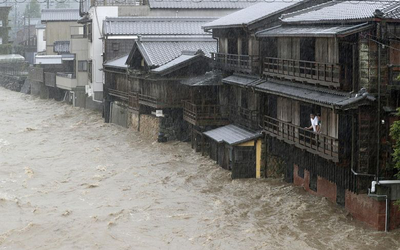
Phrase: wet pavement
[{"left": 0, "top": 88, "right": 399, "bottom": 250}]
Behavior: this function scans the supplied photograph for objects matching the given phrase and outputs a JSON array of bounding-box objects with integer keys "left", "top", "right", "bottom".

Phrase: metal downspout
[{"left": 368, "top": 188, "right": 389, "bottom": 232}]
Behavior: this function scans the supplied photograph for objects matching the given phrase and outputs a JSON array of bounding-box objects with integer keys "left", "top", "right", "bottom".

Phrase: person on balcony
[
  {"left": 316, "top": 113, "right": 321, "bottom": 133},
  {"left": 306, "top": 113, "right": 319, "bottom": 133}
]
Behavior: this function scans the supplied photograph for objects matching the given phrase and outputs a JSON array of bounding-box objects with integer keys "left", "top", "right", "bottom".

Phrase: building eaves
[
  {"left": 180, "top": 71, "right": 222, "bottom": 87},
  {"left": 103, "top": 16, "right": 215, "bottom": 36},
  {"left": 41, "top": 8, "right": 80, "bottom": 22},
  {"left": 281, "top": 0, "right": 400, "bottom": 24},
  {"left": 133, "top": 39, "right": 217, "bottom": 67},
  {"left": 148, "top": 0, "right": 256, "bottom": 9},
  {"left": 256, "top": 23, "right": 373, "bottom": 38},
  {"left": 203, "top": 124, "right": 262, "bottom": 146},
  {"left": 151, "top": 50, "right": 207, "bottom": 75},
  {"left": 254, "top": 79, "right": 373, "bottom": 109},
  {"left": 202, "top": 1, "right": 301, "bottom": 30},
  {"left": 104, "top": 54, "right": 129, "bottom": 69}
]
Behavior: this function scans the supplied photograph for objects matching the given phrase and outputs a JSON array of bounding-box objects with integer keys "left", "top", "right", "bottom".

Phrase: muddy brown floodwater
[{"left": 0, "top": 88, "right": 399, "bottom": 250}]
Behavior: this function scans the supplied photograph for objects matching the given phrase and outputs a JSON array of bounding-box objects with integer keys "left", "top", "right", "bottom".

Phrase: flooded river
[{"left": 0, "top": 88, "right": 399, "bottom": 250}]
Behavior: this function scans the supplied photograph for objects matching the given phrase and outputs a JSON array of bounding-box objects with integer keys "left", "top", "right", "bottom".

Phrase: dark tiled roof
[
  {"left": 104, "top": 54, "right": 129, "bottom": 69},
  {"left": 134, "top": 37, "right": 217, "bottom": 67},
  {"left": 180, "top": 71, "right": 222, "bottom": 86},
  {"left": 255, "top": 79, "right": 374, "bottom": 109},
  {"left": 103, "top": 17, "right": 214, "bottom": 36},
  {"left": 256, "top": 23, "right": 372, "bottom": 38},
  {"left": 41, "top": 8, "right": 80, "bottom": 22},
  {"left": 282, "top": 0, "right": 400, "bottom": 23},
  {"left": 151, "top": 50, "right": 207, "bottom": 75},
  {"left": 203, "top": 2, "right": 300, "bottom": 30},
  {"left": 148, "top": 0, "right": 257, "bottom": 9},
  {"left": 204, "top": 124, "right": 262, "bottom": 145}
]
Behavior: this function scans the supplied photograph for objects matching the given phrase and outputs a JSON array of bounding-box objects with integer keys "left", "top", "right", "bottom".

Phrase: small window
[
  {"left": 78, "top": 60, "right": 88, "bottom": 72},
  {"left": 112, "top": 43, "right": 119, "bottom": 51},
  {"left": 0, "top": 20, "right": 3, "bottom": 27},
  {"left": 0, "top": 37, "right": 3, "bottom": 45}
]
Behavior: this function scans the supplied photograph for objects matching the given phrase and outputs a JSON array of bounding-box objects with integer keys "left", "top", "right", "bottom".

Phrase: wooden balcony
[
  {"left": 263, "top": 115, "right": 339, "bottom": 162},
  {"left": 108, "top": 88, "right": 128, "bottom": 101},
  {"left": 183, "top": 101, "right": 229, "bottom": 126},
  {"left": 263, "top": 57, "right": 343, "bottom": 88},
  {"left": 128, "top": 92, "right": 140, "bottom": 111},
  {"left": 138, "top": 94, "right": 181, "bottom": 109},
  {"left": 212, "top": 53, "right": 260, "bottom": 74},
  {"left": 228, "top": 105, "right": 260, "bottom": 130}
]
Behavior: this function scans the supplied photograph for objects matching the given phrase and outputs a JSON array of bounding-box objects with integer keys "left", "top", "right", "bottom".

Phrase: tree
[
  {"left": 390, "top": 109, "right": 400, "bottom": 179},
  {"left": 24, "top": 0, "right": 41, "bottom": 19}
]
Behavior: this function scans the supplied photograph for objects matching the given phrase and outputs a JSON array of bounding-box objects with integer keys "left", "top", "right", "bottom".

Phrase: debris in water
[
  {"left": 62, "top": 210, "right": 72, "bottom": 216},
  {"left": 24, "top": 167, "right": 34, "bottom": 178}
]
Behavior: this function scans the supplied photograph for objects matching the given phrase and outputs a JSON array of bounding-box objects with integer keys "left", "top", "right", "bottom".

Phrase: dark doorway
[
  {"left": 232, "top": 146, "right": 256, "bottom": 179},
  {"left": 228, "top": 38, "right": 238, "bottom": 55}
]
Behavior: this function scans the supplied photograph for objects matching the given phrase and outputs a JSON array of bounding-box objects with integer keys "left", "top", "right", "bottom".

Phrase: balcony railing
[
  {"left": 229, "top": 105, "right": 260, "bottom": 130},
  {"left": 108, "top": 88, "right": 129, "bottom": 101},
  {"left": 129, "top": 92, "right": 140, "bottom": 111},
  {"left": 263, "top": 115, "right": 339, "bottom": 161},
  {"left": 263, "top": 57, "right": 342, "bottom": 88},
  {"left": 183, "top": 101, "right": 229, "bottom": 126},
  {"left": 138, "top": 94, "right": 181, "bottom": 109},
  {"left": 212, "top": 53, "right": 260, "bottom": 74}
]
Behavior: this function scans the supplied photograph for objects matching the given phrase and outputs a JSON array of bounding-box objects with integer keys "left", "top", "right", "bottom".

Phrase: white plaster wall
[
  {"left": 36, "top": 28, "right": 46, "bottom": 53},
  {"left": 88, "top": 6, "right": 118, "bottom": 96}
]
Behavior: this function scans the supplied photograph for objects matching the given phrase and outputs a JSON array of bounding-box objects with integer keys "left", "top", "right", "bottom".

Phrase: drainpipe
[
  {"left": 371, "top": 180, "right": 400, "bottom": 193},
  {"left": 377, "top": 19, "right": 381, "bottom": 181},
  {"left": 368, "top": 188, "right": 389, "bottom": 232}
]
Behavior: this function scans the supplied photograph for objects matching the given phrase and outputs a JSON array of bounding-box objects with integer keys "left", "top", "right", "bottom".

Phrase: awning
[
  {"left": 180, "top": 71, "right": 222, "bottom": 87},
  {"left": 203, "top": 124, "right": 262, "bottom": 145},
  {"left": 256, "top": 23, "right": 372, "bottom": 38},
  {"left": 222, "top": 74, "right": 261, "bottom": 87},
  {"left": 254, "top": 79, "right": 374, "bottom": 109}
]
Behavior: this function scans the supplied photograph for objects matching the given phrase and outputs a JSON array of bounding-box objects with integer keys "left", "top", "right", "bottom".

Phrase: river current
[{"left": 0, "top": 88, "right": 399, "bottom": 250}]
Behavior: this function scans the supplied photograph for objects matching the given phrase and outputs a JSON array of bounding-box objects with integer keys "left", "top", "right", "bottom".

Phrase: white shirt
[{"left": 311, "top": 116, "right": 319, "bottom": 132}]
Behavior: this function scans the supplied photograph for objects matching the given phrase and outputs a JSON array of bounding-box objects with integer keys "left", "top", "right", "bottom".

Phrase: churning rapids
[{"left": 0, "top": 88, "right": 399, "bottom": 250}]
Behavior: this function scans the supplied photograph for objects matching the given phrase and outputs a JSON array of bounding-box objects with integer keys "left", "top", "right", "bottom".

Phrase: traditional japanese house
[
  {"left": 201, "top": 0, "right": 330, "bottom": 179},
  {"left": 251, "top": 0, "right": 400, "bottom": 231},
  {"left": 122, "top": 37, "right": 216, "bottom": 141},
  {"left": 103, "top": 17, "right": 217, "bottom": 139},
  {"left": 204, "top": 0, "right": 400, "bottom": 230}
]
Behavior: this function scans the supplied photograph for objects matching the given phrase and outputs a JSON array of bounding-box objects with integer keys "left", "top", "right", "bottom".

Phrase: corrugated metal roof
[
  {"left": 256, "top": 23, "right": 372, "bottom": 38},
  {"left": 135, "top": 39, "right": 217, "bottom": 67},
  {"left": 204, "top": 124, "right": 262, "bottom": 145},
  {"left": 41, "top": 8, "right": 80, "bottom": 22},
  {"left": 103, "top": 17, "right": 214, "bottom": 36},
  {"left": 180, "top": 71, "right": 222, "bottom": 86},
  {"left": 104, "top": 54, "right": 129, "bottom": 69},
  {"left": 254, "top": 79, "right": 373, "bottom": 109},
  {"left": 148, "top": 0, "right": 256, "bottom": 9},
  {"left": 203, "top": 2, "right": 300, "bottom": 30},
  {"left": 282, "top": 0, "right": 400, "bottom": 23}
]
